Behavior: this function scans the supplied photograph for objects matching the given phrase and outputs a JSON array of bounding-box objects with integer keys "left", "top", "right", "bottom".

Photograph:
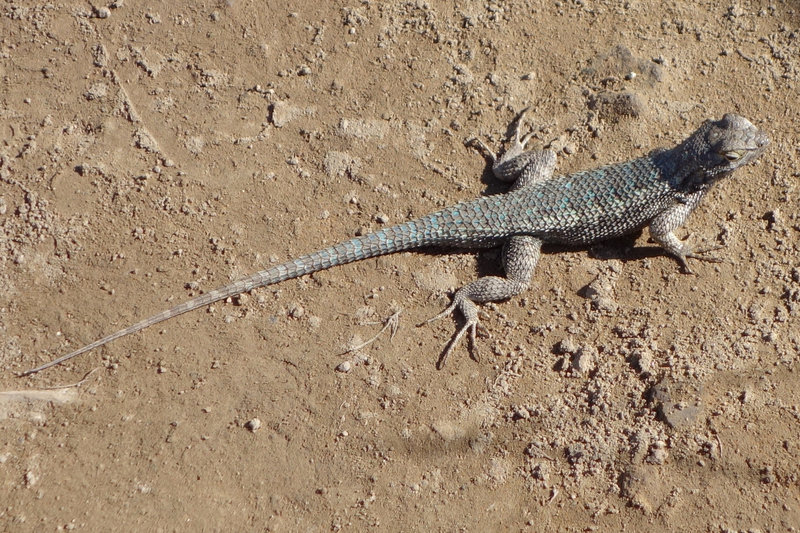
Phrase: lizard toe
[{"left": 436, "top": 314, "right": 480, "bottom": 369}]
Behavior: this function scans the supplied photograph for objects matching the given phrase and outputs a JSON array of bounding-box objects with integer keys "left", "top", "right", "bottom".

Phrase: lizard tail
[{"left": 22, "top": 210, "right": 489, "bottom": 376}]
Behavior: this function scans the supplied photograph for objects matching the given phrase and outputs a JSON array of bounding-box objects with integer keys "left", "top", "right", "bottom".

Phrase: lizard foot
[
  {"left": 677, "top": 245, "right": 725, "bottom": 274},
  {"left": 419, "top": 295, "right": 482, "bottom": 369},
  {"left": 466, "top": 107, "right": 535, "bottom": 165},
  {"left": 466, "top": 136, "right": 498, "bottom": 164},
  {"left": 509, "top": 106, "right": 536, "bottom": 152}
]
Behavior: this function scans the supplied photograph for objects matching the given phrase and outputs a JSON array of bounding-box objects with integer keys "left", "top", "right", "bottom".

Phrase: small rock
[
  {"left": 335, "top": 361, "right": 352, "bottom": 373},
  {"left": 566, "top": 444, "right": 585, "bottom": 465},
  {"left": 511, "top": 405, "right": 530, "bottom": 420},
  {"left": 582, "top": 268, "right": 620, "bottom": 313},
  {"left": 323, "top": 151, "right": 361, "bottom": 178},
  {"left": 649, "top": 378, "right": 703, "bottom": 428},
  {"left": 555, "top": 338, "right": 578, "bottom": 355},
  {"left": 588, "top": 91, "right": 646, "bottom": 120},
  {"left": 288, "top": 302, "right": 305, "bottom": 318},
  {"left": 571, "top": 346, "right": 596, "bottom": 373},
  {"left": 244, "top": 418, "right": 262, "bottom": 432},
  {"left": 645, "top": 441, "right": 668, "bottom": 464},
  {"left": 431, "top": 420, "right": 465, "bottom": 442},
  {"left": 338, "top": 118, "right": 388, "bottom": 140},
  {"left": 631, "top": 349, "right": 653, "bottom": 374},
  {"left": 764, "top": 209, "right": 784, "bottom": 232},
  {"left": 85, "top": 83, "right": 108, "bottom": 101},
  {"left": 270, "top": 101, "right": 310, "bottom": 128}
]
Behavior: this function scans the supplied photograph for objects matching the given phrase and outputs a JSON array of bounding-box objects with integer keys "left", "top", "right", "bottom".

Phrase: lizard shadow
[
  {"left": 412, "top": 231, "right": 675, "bottom": 289},
  {"left": 459, "top": 231, "right": 678, "bottom": 280},
  {"left": 582, "top": 232, "right": 680, "bottom": 265}
]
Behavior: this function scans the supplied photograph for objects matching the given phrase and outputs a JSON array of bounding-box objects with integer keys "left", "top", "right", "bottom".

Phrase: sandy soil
[{"left": 1, "top": 1, "right": 799, "bottom": 531}]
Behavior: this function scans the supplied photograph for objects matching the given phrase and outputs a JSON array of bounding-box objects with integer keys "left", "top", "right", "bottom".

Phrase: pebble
[
  {"left": 288, "top": 302, "right": 305, "bottom": 318},
  {"left": 571, "top": 346, "right": 596, "bottom": 373},
  {"left": 245, "top": 418, "right": 262, "bottom": 432},
  {"left": 555, "top": 337, "right": 578, "bottom": 355},
  {"left": 632, "top": 349, "right": 653, "bottom": 374},
  {"left": 650, "top": 379, "right": 703, "bottom": 428},
  {"left": 645, "top": 441, "right": 669, "bottom": 464}
]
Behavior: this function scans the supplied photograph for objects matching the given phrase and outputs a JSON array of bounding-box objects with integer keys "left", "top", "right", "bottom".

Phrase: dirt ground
[{"left": 1, "top": 0, "right": 799, "bottom": 531}]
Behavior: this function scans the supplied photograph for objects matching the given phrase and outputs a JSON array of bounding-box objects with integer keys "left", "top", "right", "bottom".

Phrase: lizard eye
[{"left": 722, "top": 150, "right": 743, "bottom": 162}]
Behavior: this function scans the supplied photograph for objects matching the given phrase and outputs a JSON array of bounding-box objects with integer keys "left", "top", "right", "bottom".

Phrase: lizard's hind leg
[
  {"left": 422, "top": 109, "right": 552, "bottom": 369},
  {"left": 423, "top": 236, "right": 542, "bottom": 369}
]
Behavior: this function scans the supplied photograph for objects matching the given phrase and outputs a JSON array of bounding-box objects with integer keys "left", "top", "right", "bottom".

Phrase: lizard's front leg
[
  {"left": 649, "top": 189, "right": 722, "bottom": 273},
  {"left": 424, "top": 235, "right": 542, "bottom": 368}
]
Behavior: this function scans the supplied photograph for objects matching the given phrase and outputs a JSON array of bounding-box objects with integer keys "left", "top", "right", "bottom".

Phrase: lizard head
[{"left": 685, "top": 113, "right": 769, "bottom": 183}]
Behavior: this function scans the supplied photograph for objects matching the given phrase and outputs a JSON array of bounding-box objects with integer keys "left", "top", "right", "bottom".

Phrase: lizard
[{"left": 21, "top": 110, "right": 769, "bottom": 376}]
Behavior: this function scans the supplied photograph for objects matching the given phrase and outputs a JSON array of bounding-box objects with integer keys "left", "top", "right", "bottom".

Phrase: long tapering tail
[{"left": 22, "top": 201, "right": 507, "bottom": 375}]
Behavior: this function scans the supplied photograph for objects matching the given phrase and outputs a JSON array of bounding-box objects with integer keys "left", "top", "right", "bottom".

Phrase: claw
[
  {"left": 418, "top": 301, "right": 457, "bottom": 327},
  {"left": 677, "top": 255, "right": 694, "bottom": 275},
  {"left": 519, "top": 131, "right": 535, "bottom": 148},
  {"left": 435, "top": 315, "right": 480, "bottom": 370},
  {"left": 678, "top": 245, "right": 725, "bottom": 274},
  {"left": 467, "top": 106, "right": 535, "bottom": 165},
  {"left": 513, "top": 107, "right": 532, "bottom": 145},
  {"left": 689, "top": 244, "right": 725, "bottom": 258},
  {"left": 466, "top": 137, "right": 498, "bottom": 164}
]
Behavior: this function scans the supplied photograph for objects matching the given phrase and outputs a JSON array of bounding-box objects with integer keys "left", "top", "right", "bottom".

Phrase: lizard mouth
[{"left": 740, "top": 129, "right": 769, "bottom": 165}]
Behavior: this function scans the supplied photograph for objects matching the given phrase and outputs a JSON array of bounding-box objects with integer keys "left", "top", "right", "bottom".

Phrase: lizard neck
[{"left": 652, "top": 143, "right": 717, "bottom": 194}]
